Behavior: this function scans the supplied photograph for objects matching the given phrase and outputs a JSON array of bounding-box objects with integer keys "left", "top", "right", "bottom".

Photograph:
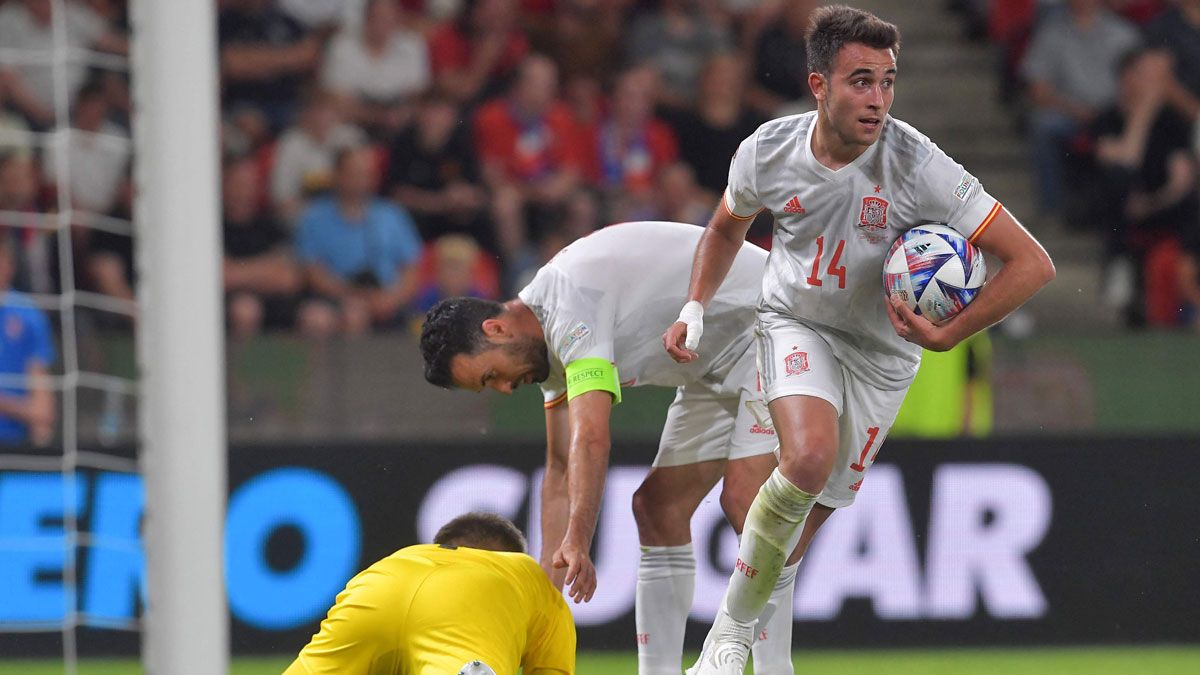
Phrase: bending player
[
  {"left": 663, "top": 6, "right": 1056, "bottom": 673},
  {"left": 285, "top": 512, "right": 575, "bottom": 675},
  {"left": 421, "top": 221, "right": 798, "bottom": 674}
]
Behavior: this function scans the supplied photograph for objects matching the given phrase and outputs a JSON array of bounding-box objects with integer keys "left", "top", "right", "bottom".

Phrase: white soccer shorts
[
  {"left": 652, "top": 348, "right": 778, "bottom": 468},
  {"left": 754, "top": 311, "right": 912, "bottom": 508}
]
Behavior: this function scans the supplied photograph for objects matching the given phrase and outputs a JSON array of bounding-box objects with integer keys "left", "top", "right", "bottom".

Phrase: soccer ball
[{"left": 883, "top": 223, "right": 986, "bottom": 325}]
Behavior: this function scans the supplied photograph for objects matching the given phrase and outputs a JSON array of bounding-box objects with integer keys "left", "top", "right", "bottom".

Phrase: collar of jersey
[{"left": 802, "top": 115, "right": 884, "bottom": 182}]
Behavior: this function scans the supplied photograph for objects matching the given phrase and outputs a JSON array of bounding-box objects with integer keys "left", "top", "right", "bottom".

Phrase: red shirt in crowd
[
  {"left": 583, "top": 119, "right": 678, "bottom": 193},
  {"left": 427, "top": 23, "right": 529, "bottom": 80},
  {"left": 473, "top": 99, "right": 583, "bottom": 182}
]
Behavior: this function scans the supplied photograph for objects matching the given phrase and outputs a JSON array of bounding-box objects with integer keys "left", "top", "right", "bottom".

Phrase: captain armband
[{"left": 564, "top": 357, "right": 622, "bottom": 404}]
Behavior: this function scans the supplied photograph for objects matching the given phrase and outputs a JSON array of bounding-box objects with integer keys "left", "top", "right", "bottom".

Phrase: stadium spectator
[
  {"left": 428, "top": 0, "right": 529, "bottom": 104},
  {"left": 473, "top": 55, "right": 584, "bottom": 278},
  {"left": 526, "top": 0, "right": 623, "bottom": 84},
  {"left": 320, "top": 0, "right": 430, "bottom": 139},
  {"left": 219, "top": 0, "right": 328, "bottom": 131},
  {"left": 652, "top": 162, "right": 712, "bottom": 226},
  {"left": 0, "top": 79, "right": 32, "bottom": 158},
  {"left": 1143, "top": 0, "right": 1200, "bottom": 124},
  {"left": 222, "top": 105, "right": 273, "bottom": 160},
  {"left": 0, "top": 235, "right": 55, "bottom": 447},
  {"left": 42, "top": 81, "right": 129, "bottom": 215},
  {"left": 0, "top": 0, "right": 127, "bottom": 128},
  {"left": 1089, "top": 50, "right": 1198, "bottom": 325},
  {"left": 81, "top": 182, "right": 136, "bottom": 316},
  {"left": 1177, "top": 223, "right": 1200, "bottom": 330},
  {"left": 0, "top": 152, "right": 54, "bottom": 295},
  {"left": 278, "top": 0, "right": 351, "bottom": 29},
  {"left": 410, "top": 233, "right": 499, "bottom": 316},
  {"left": 296, "top": 145, "right": 422, "bottom": 337},
  {"left": 624, "top": 0, "right": 733, "bottom": 110},
  {"left": 746, "top": 0, "right": 817, "bottom": 116},
  {"left": 223, "top": 157, "right": 302, "bottom": 339},
  {"left": 667, "top": 52, "right": 764, "bottom": 199},
  {"left": 286, "top": 512, "right": 575, "bottom": 675},
  {"left": 270, "top": 89, "right": 366, "bottom": 224},
  {"left": 583, "top": 66, "right": 678, "bottom": 222},
  {"left": 985, "top": 0, "right": 1037, "bottom": 106},
  {"left": 386, "top": 94, "right": 492, "bottom": 250},
  {"left": 1020, "top": 0, "right": 1141, "bottom": 223}
]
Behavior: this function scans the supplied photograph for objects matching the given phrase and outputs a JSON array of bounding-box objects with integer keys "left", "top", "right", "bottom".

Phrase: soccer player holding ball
[{"left": 662, "top": 6, "right": 1055, "bottom": 673}]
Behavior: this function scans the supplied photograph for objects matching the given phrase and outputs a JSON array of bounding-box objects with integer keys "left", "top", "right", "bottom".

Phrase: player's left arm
[
  {"left": 552, "top": 388, "right": 613, "bottom": 604},
  {"left": 887, "top": 207, "right": 1055, "bottom": 351}
]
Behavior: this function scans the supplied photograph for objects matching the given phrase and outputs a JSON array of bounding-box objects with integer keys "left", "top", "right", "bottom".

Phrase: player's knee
[
  {"left": 776, "top": 434, "right": 837, "bottom": 489},
  {"left": 631, "top": 484, "right": 661, "bottom": 530},
  {"left": 718, "top": 485, "right": 753, "bottom": 532},
  {"left": 631, "top": 484, "right": 688, "bottom": 543}
]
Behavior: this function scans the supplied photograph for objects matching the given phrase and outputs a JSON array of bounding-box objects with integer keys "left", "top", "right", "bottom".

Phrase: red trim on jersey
[
  {"left": 721, "top": 194, "right": 763, "bottom": 221},
  {"left": 543, "top": 392, "right": 568, "bottom": 409},
  {"left": 969, "top": 202, "right": 1002, "bottom": 243}
]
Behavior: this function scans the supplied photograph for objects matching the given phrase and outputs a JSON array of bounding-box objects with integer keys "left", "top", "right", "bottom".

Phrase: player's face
[
  {"left": 451, "top": 337, "right": 551, "bottom": 395},
  {"left": 813, "top": 42, "right": 896, "bottom": 148}
]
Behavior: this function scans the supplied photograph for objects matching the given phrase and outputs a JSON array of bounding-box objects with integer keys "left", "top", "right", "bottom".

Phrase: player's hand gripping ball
[{"left": 883, "top": 223, "right": 986, "bottom": 325}]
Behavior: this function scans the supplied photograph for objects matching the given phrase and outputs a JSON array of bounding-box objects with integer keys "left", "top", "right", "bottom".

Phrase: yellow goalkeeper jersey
[{"left": 284, "top": 544, "right": 576, "bottom": 675}]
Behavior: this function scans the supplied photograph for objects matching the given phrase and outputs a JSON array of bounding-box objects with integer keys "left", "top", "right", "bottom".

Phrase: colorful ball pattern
[{"left": 883, "top": 223, "right": 986, "bottom": 325}]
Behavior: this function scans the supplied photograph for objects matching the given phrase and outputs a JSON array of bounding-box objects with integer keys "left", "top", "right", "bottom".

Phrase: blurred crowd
[
  {"left": 210, "top": 0, "right": 824, "bottom": 338},
  {"left": 0, "top": 0, "right": 1199, "bottom": 445},
  {"left": 0, "top": 0, "right": 830, "bottom": 345},
  {"left": 957, "top": 0, "right": 1200, "bottom": 328}
]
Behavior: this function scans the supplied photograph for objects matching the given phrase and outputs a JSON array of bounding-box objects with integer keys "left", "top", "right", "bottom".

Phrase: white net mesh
[{"left": 0, "top": 0, "right": 138, "bottom": 671}]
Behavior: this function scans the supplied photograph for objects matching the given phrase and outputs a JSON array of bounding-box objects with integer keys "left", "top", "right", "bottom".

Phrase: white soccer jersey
[
  {"left": 725, "top": 112, "right": 1002, "bottom": 388},
  {"left": 517, "top": 221, "right": 767, "bottom": 406}
]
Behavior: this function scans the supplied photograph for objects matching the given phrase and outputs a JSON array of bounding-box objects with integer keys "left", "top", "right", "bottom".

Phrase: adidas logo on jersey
[{"left": 783, "top": 196, "right": 805, "bottom": 214}]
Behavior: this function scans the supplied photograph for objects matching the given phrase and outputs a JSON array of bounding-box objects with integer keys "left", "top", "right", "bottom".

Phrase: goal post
[{"left": 130, "top": 0, "right": 229, "bottom": 672}]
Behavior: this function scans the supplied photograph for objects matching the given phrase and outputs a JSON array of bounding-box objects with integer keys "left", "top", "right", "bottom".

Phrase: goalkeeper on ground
[{"left": 285, "top": 512, "right": 575, "bottom": 675}]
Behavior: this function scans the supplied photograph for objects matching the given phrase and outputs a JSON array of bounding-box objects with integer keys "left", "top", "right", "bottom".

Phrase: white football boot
[{"left": 685, "top": 608, "right": 756, "bottom": 675}]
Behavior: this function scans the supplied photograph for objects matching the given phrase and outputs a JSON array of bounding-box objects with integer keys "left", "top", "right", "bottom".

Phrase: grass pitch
[{"left": 1, "top": 647, "right": 1198, "bottom": 674}]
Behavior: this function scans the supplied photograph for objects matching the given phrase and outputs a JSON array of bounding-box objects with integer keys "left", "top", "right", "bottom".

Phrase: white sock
[
  {"left": 636, "top": 543, "right": 695, "bottom": 675},
  {"left": 750, "top": 561, "right": 799, "bottom": 675},
  {"left": 725, "top": 469, "right": 818, "bottom": 622}
]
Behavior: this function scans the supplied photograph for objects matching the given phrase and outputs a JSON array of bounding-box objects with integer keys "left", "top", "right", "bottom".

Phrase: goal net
[{"left": 0, "top": 1, "right": 226, "bottom": 673}]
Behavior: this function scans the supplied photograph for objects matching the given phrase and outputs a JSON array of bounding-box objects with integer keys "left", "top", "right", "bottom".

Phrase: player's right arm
[
  {"left": 552, "top": 388, "right": 613, "bottom": 603},
  {"left": 540, "top": 401, "right": 570, "bottom": 588},
  {"left": 665, "top": 131, "right": 762, "bottom": 363}
]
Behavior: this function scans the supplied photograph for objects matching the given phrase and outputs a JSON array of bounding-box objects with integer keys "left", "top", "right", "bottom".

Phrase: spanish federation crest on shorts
[
  {"left": 859, "top": 196, "right": 889, "bottom": 230},
  {"left": 784, "top": 349, "right": 809, "bottom": 376}
]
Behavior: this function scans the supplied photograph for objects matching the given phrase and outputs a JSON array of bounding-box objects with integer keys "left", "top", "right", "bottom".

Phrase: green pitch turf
[{"left": 2, "top": 648, "right": 1199, "bottom": 674}]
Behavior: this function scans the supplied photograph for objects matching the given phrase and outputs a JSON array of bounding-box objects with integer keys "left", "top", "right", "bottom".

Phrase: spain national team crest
[
  {"left": 784, "top": 349, "right": 809, "bottom": 376},
  {"left": 860, "top": 196, "right": 889, "bottom": 230}
]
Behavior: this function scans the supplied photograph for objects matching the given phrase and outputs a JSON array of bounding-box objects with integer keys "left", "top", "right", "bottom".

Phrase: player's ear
[
  {"left": 809, "top": 71, "right": 826, "bottom": 102},
  {"left": 480, "top": 317, "right": 510, "bottom": 340}
]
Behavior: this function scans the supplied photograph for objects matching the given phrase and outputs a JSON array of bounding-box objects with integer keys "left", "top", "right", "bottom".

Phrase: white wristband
[{"left": 677, "top": 301, "right": 705, "bottom": 351}]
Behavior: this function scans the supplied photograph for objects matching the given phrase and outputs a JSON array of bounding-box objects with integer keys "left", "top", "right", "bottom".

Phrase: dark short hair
[
  {"left": 433, "top": 512, "right": 527, "bottom": 553},
  {"left": 419, "top": 297, "right": 505, "bottom": 388},
  {"left": 806, "top": 5, "right": 901, "bottom": 77}
]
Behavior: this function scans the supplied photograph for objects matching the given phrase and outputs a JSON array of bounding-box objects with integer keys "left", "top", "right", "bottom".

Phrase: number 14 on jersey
[{"left": 806, "top": 236, "right": 847, "bottom": 289}]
